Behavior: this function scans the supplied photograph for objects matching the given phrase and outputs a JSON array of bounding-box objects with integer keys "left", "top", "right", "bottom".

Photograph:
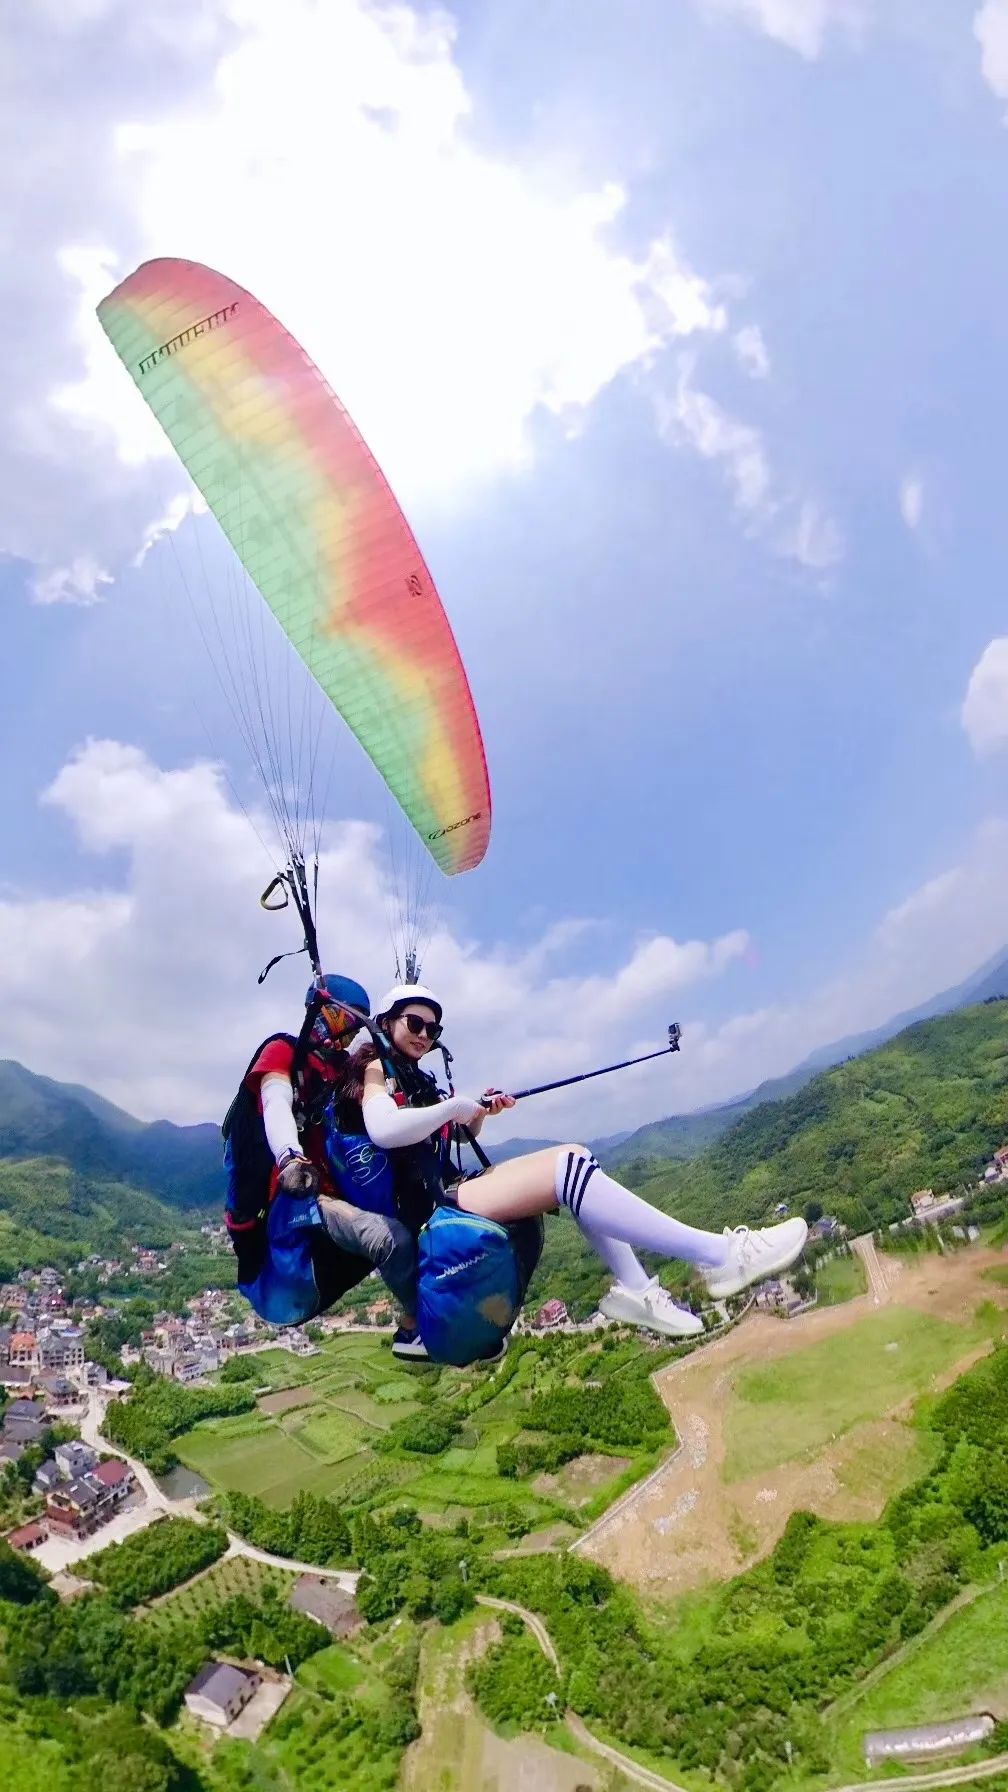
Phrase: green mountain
[
  {"left": 635, "top": 999, "right": 1008, "bottom": 1235},
  {"left": 603, "top": 946, "right": 1008, "bottom": 1173},
  {"left": 0, "top": 1059, "right": 221, "bottom": 1208},
  {"left": 0, "top": 1156, "right": 201, "bottom": 1278}
]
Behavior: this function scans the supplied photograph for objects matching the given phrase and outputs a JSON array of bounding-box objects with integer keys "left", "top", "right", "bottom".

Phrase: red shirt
[{"left": 246, "top": 1037, "right": 343, "bottom": 1198}]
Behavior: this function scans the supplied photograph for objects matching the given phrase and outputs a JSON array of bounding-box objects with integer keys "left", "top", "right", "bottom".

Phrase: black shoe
[{"left": 392, "top": 1327, "right": 428, "bottom": 1360}]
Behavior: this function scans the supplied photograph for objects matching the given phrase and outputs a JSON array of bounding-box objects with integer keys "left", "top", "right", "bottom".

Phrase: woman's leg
[
  {"left": 458, "top": 1146, "right": 808, "bottom": 1312},
  {"left": 457, "top": 1144, "right": 730, "bottom": 1267},
  {"left": 576, "top": 1222, "right": 652, "bottom": 1293}
]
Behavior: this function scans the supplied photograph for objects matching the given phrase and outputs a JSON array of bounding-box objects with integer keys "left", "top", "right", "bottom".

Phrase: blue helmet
[{"left": 306, "top": 973, "right": 370, "bottom": 1015}]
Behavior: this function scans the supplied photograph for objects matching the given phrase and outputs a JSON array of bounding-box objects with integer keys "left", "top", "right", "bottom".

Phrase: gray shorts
[{"left": 316, "top": 1195, "right": 417, "bottom": 1312}]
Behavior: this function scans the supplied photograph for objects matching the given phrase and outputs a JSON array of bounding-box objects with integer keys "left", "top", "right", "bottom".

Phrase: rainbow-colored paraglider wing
[{"left": 97, "top": 258, "right": 490, "bottom": 875}]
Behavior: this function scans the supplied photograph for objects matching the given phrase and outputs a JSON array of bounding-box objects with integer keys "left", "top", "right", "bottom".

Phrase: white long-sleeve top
[
  {"left": 362, "top": 1089, "right": 485, "bottom": 1150},
  {"left": 260, "top": 1072, "right": 302, "bottom": 1161}
]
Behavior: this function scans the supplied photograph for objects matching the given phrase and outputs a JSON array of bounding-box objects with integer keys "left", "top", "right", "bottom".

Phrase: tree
[
  {"left": 803, "top": 1200, "right": 824, "bottom": 1223},
  {"left": 0, "top": 1538, "right": 51, "bottom": 1605}
]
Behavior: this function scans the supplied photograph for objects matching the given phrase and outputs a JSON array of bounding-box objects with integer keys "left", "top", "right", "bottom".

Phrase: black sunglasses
[{"left": 400, "top": 1013, "right": 443, "bottom": 1041}]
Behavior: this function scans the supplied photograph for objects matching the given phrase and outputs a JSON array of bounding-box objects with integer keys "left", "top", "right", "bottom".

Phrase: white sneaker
[
  {"left": 599, "top": 1277, "right": 705, "bottom": 1338},
  {"left": 702, "top": 1218, "right": 809, "bottom": 1299}
]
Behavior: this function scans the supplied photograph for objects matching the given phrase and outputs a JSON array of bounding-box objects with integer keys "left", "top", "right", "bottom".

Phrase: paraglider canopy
[{"left": 97, "top": 257, "right": 491, "bottom": 972}]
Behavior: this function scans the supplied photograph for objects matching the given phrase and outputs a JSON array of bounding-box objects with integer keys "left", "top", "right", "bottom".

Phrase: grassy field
[
  {"left": 723, "top": 1305, "right": 999, "bottom": 1483},
  {"left": 298, "top": 1641, "right": 367, "bottom": 1695},
  {"left": 814, "top": 1251, "right": 867, "bottom": 1307},
  {"left": 174, "top": 1331, "right": 660, "bottom": 1534}
]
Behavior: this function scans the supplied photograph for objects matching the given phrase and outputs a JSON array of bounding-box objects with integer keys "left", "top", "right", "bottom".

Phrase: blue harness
[{"left": 225, "top": 1071, "right": 541, "bottom": 1358}]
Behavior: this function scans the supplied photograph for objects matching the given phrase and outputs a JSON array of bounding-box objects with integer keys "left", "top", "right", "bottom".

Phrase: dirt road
[{"left": 854, "top": 1232, "right": 896, "bottom": 1304}]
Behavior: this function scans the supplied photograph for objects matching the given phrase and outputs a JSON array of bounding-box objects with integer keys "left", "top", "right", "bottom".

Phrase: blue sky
[{"left": 3, "top": 0, "right": 1008, "bottom": 1129}]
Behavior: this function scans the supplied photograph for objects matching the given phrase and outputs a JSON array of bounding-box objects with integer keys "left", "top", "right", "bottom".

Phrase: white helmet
[{"left": 375, "top": 983, "right": 443, "bottom": 1025}]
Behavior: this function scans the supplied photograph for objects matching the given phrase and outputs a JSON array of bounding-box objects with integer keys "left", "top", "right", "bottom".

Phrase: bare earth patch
[
  {"left": 584, "top": 1246, "right": 1008, "bottom": 1594},
  {"left": 257, "top": 1385, "right": 320, "bottom": 1415},
  {"left": 534, "top": 1453, "right": 631, "bottom": 1507}
]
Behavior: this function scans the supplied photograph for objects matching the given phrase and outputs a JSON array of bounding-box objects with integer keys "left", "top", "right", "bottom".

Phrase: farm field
[
  {"left": 401, "top": 1608, "right": 623, "bottom": 1792},
  {"left": 587, "top": 1242, "right": 1008, "bottom": 1594},
  {"left": 174, "top": 1329, "right": 661, "bottom": 1534},
  {"left": 141, "top": 1551, "right": 294, "bottom": 1629}
]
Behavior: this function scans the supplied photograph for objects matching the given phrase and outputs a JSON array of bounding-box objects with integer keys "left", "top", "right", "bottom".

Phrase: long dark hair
[{"left": 337, "top": 1037, "right": 442, "bottom": 1109}]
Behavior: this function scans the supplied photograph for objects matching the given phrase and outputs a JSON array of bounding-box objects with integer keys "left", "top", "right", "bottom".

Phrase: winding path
[{"left": 474, "top": 1591, "right": 1008, "bottom": 1792}]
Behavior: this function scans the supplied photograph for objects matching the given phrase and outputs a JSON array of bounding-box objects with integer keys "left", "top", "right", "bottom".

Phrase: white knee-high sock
[
  {"left": 555, "top": 1150, "right": 730, "bottom": 1268},
  {"left": 577, "top": 1220, "right": 652, "bottom": 1293}
]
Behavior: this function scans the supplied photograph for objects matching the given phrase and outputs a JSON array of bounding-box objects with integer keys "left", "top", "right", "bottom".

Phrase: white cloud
[
  {"left": 699, "top": 0, "right": 868, "bottom": 59},
  {"left": 656, "top": 368, "right": 771, "bottom": 514},
  {"left": 778, "top": 497, "right": 844, "bottom": 570},
  {"left": 31, "top": 556, "right": 114, "bottom": 606},
  {"left": 134, "top": 492, "right": 206, "bottom": 569},
  {"left": 655, "top": 364, "right": 843, "bottom": 568},
  {"left": 6, "top": 0, "right": 734, "bottom": 601},
  {"left": 962, "top": 637, "right": 1008, "bottom": 755},
  {"left": 5, "top": 740, "right": 1008, "bottom": 1139},
  {"left": 733, "top": 323, "right": 770, "bottom": 380},
  {"left": 1, "top": 740, "right": 750, "bottom": 1127},
  {"left": 899, "top": 473, "right": 924, "bottom": 532},
  {"left": 975, "top": 0, "right": 1008, "bottom": 99}
]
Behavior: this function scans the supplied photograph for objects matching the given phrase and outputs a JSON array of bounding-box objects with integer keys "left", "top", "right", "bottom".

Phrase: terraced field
[{"left": 174, "top": 1330, "right": 656, "bottom": 1532}]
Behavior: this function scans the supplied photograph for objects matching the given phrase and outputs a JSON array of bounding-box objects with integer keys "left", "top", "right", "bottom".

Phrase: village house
[
  {"left": 45, "top": 1461, "right": 134, "bottom": 1539},
  {"left": 32, "top": 1459, "right": 63, "bottom": 1495},
  {"left": 46, "top": 1476, "right": 105, "bottom": 1539},
  {"left": 3, "top": 1398, "right": 48, "bottom": 1444},
  {"left": 8, "top": 1332, "right": 37, "bottom": 1369},
  {"left": 808, "top": 1214, "right": 841, "bottom": 1241},
  {"left": 755, "top": 1279, "right": 805, "bottom": 1318},
  {"left": 909, "top": 1188, "right": 965, "bottom": 1225},
  {"left": 38, "top": 1328, "right": 84, "bottom": 1372},
  {"left": 0, "top": 1327, "right": 10, "bottom": 1364},
  {"left": 0, "top": 1364, "right": 36, "bottom": 1394},
  {"left": 289, "top": 1575, "right": 361, "bottom": 1639},
  {"left": 40, "top": 1374, "right": 78, "bottom": 1407},
  {"left": 6, "top": 1521, "right": 46, "bottom": 1553},
  {"left": 173, "top": 1356, "right": 204, "bottom": 1384},
  {"left": 534, "top": 1298, "right": 569, "bottom": 1330},
  {"left": 54, "top": 1440, "right": 98, "bottom": 1480},
  {"left": 184, "top": 1661, "right": 262, "bottom": 1729},
  {"left": 984, "top": 1145, "right": 1008, "bottom": 1182},
  {"left": 91, "top": 1458, "right": 134, "bottom": 1506}
]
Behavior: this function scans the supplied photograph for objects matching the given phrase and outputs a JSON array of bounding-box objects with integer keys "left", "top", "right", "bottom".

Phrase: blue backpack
[{"left": 416, "top": 1205, "right": 543, "bottom": 1366}]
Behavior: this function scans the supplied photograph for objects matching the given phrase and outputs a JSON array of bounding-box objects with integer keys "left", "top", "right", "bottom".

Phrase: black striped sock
[{"left": 557, "top": 1150, "right": 598, "bottom": 1218}]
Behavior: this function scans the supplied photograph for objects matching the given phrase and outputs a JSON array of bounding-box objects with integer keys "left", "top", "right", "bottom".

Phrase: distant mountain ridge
[
  {"left": 0, "top": 1059, "right": 221, "bottom": 1208},
  {"left": 1, "top": 945, "right": 1005, "bottom": 1207}
]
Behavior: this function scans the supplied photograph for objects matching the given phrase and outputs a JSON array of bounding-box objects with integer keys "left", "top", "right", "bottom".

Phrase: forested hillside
[
  {"left": 636, "top": 1000, "right": 1008, "bottom": 1235},
  {"left": 0, "top": 1060, "right": 220, "bottom": 1208},
  {"left": 0, "top": 1158, "right": 204, "bottom": 1279}
]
